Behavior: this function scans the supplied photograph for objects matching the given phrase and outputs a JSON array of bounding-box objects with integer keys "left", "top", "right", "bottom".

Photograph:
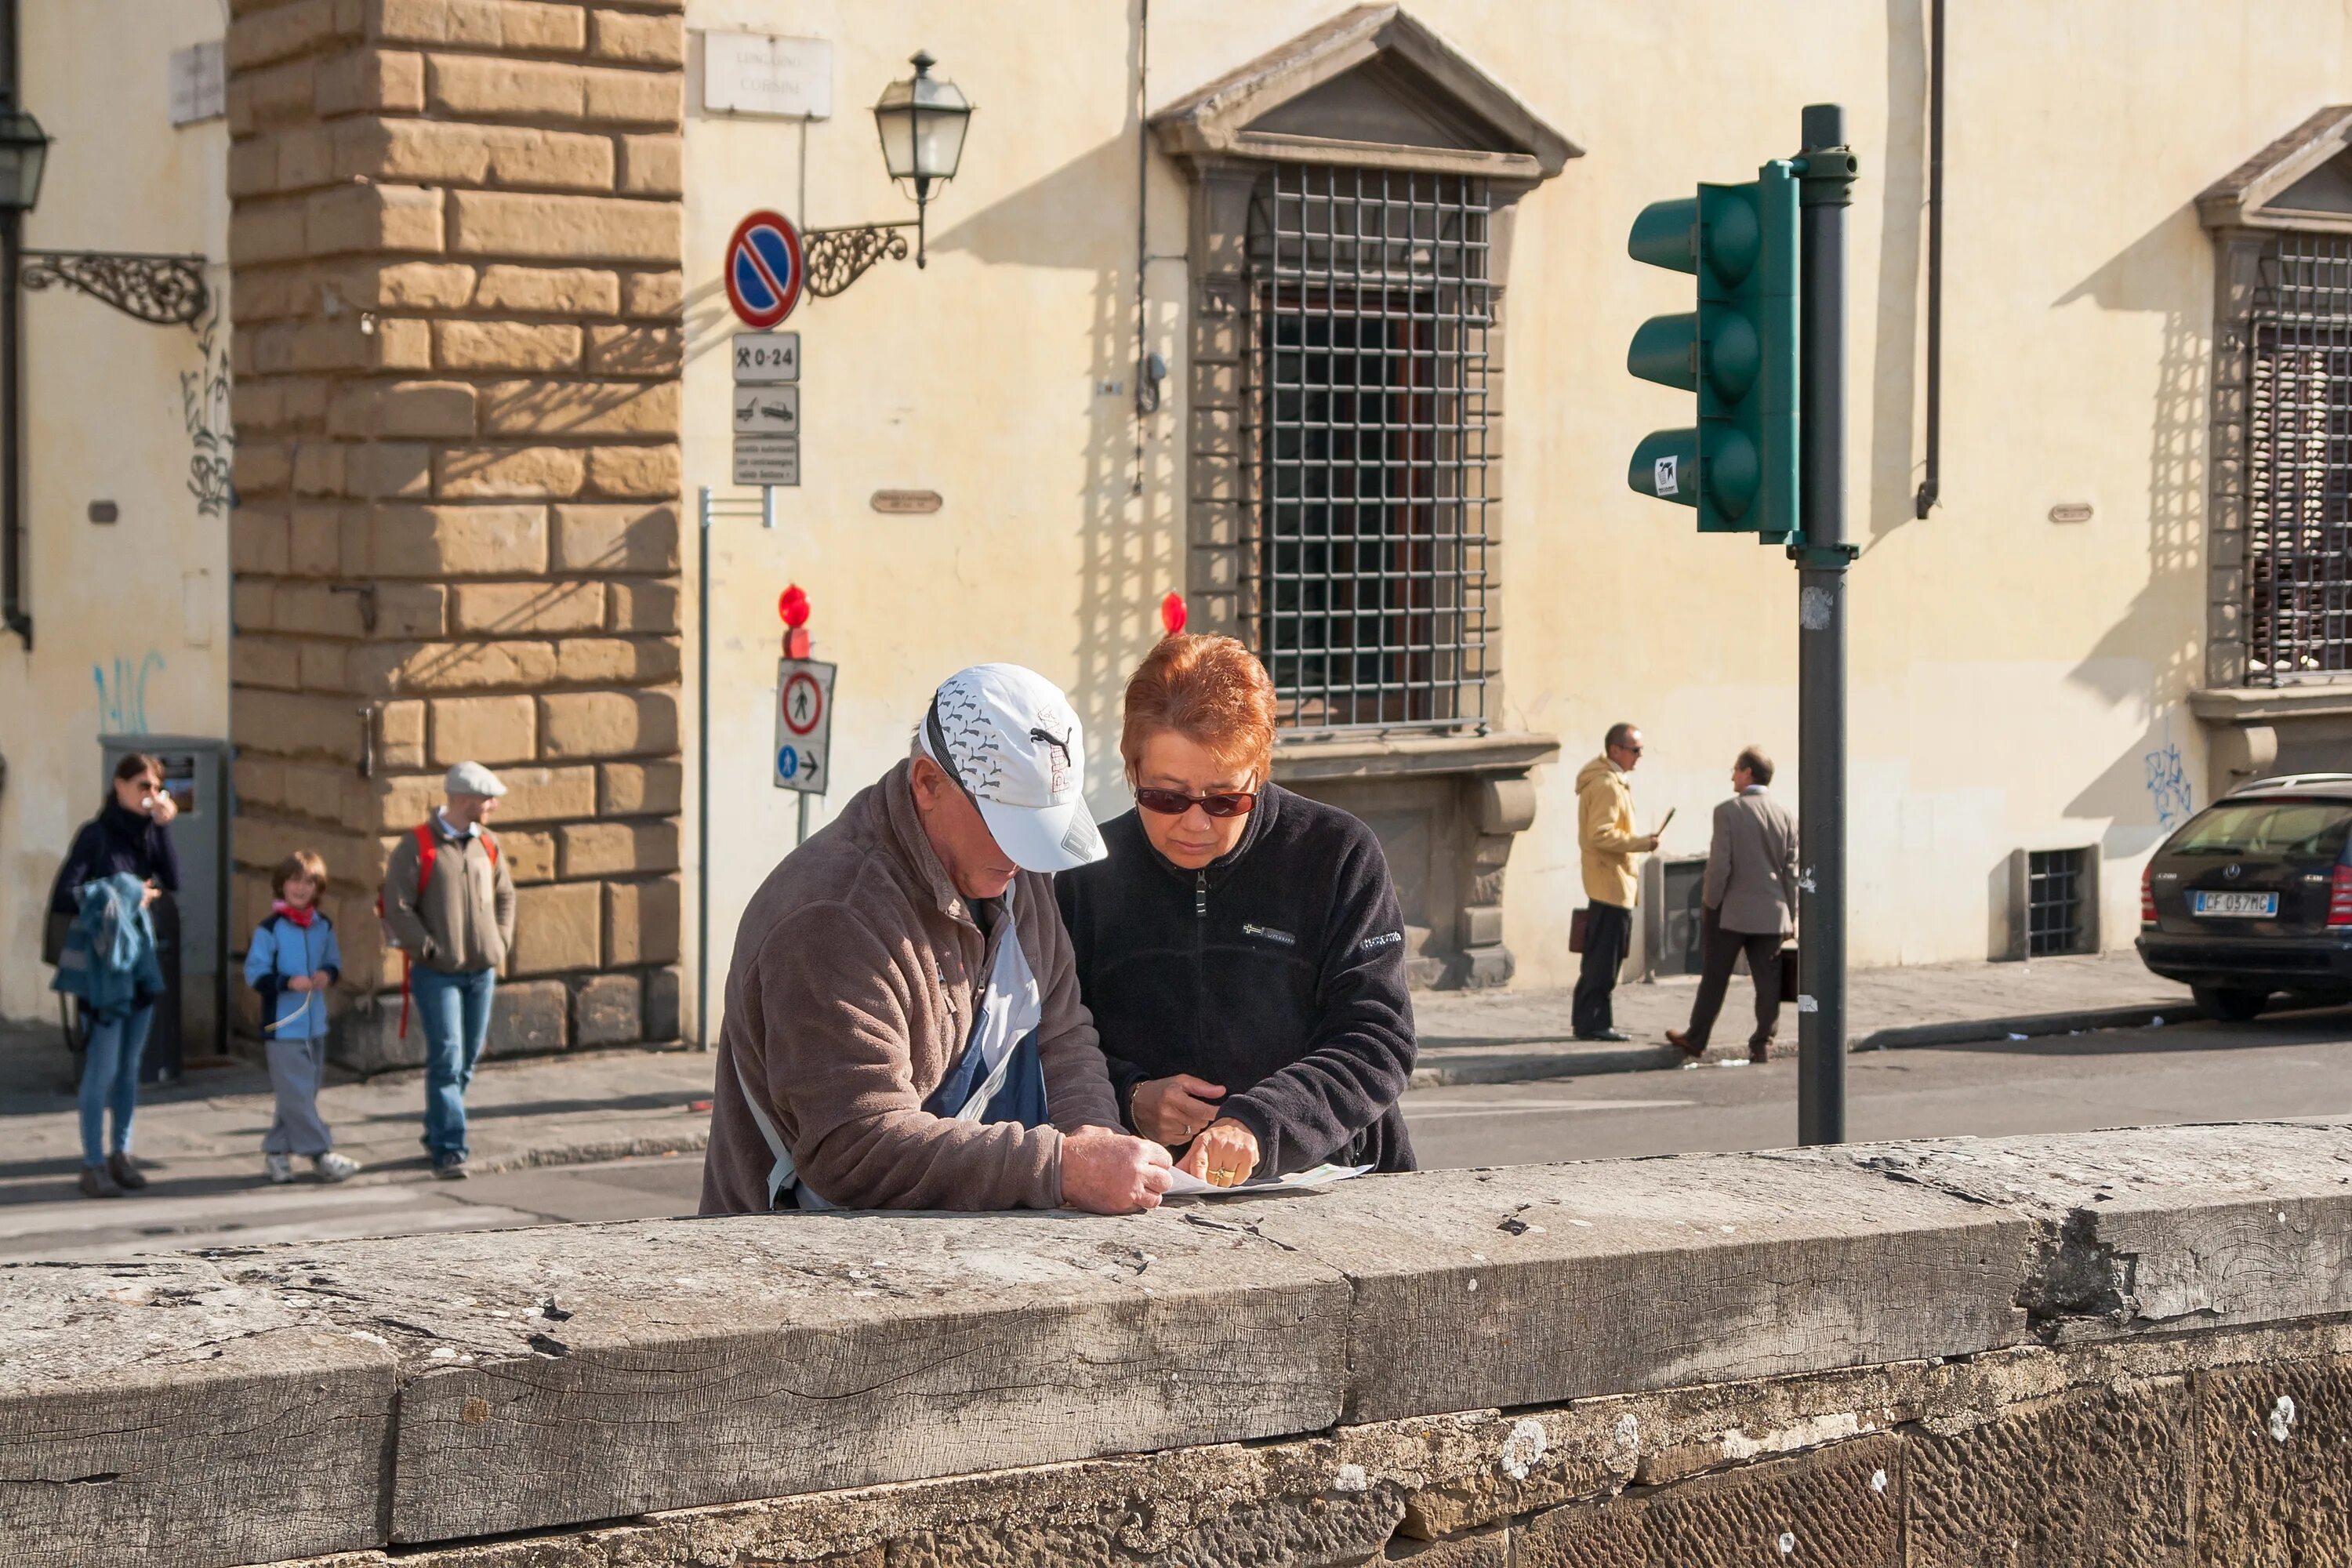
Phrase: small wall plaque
[
  {"left": 87, "top": 500, "right": 118, "bottom": 524},
  {"left": 2048, "top": 502, "right": 2094, "bottom": 524},
  {"left": 872, "top": 490, "right": 942, "bottom": 515}
]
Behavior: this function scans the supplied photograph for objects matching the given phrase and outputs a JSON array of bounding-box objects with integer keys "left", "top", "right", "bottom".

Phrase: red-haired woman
[{"left": 1055, "top": 634, "right": 1417, "bottom": 1187}]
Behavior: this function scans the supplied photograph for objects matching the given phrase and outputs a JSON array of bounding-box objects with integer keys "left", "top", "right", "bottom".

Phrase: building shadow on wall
[
  {"left": 2055, "top": 205, "right": 2209, "bottom": 843},
  {"left": 1866, "top": 0, "right": 1928, "bottom": 547},
  {"left": 921, "top": 18, "right": 1181, "bottom": 807}
]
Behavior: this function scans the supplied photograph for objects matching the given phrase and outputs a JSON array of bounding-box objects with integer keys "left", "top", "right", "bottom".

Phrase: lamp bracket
[
  {"left": 801, "top": 222, "right": 915, "bottom": 299},
  {"left": 20, "top": 249, "right": 209, "bottom": 328}
]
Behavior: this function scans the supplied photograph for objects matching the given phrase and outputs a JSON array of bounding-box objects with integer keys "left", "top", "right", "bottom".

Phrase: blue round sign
[
  {"left": 726, "top": 209, "right": 804, "bottom": 329},
  {"left": 777, "top": 745, "right": 800, "bottom": 781}
]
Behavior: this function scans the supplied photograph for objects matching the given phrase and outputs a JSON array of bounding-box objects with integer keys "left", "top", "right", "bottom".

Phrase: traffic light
[{"left": 1626, "top": 162, "right": 1799, "bottom": 543}]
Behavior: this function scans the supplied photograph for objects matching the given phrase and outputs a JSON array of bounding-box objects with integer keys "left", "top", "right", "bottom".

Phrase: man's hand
[
  {"left": 309, "top": 969, "right": 333, "bottom": 992},
  {"left": 1644, "top": 833, "right": 1662, "bottom": 851},
  {"left": 139, "top": 878, "right": 160, "bottom": 909},
  {"left": 1177, "top": 1118, "right": 1262, "bottom": 1188},
  {"left": 1060, "top": 1126, "right": 1174, "bottom": 1214},
  {"left": 285, "top": 975, "right": 312, "bottom": 993},
  {"left": 1130, "top": 1073, "right": 1227, "bottom": 1146}
]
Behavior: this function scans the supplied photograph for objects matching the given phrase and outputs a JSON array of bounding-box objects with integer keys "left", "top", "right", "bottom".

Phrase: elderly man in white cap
[
  {"left": 381, "top": 760, "right": 516, "bottom": 1179},
  {"left": 702, "top": 664, "right": 1174, "bottom": 1214}
]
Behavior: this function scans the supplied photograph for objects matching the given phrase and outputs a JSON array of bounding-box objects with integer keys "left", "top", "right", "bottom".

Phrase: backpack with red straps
[{"left": 376, "top": 822, "right": 499, "bottom": 1039}]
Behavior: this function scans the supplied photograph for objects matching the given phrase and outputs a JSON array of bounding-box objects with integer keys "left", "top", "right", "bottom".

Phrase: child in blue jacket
[{"left": 243, "top": 851, "right": 359, "bottom": 1184}]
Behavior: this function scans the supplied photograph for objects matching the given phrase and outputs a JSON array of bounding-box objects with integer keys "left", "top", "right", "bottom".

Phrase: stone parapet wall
[
  {"left": 221, "top": 0, "right": 687, "bottom": 1069},
  {"left": 7, "top": 1121, "right": 2352, "bottom": 1565}
]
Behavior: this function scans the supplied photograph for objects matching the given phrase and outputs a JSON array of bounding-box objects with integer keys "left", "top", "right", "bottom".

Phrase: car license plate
[{"left": 2194, "top": 891, "right": 2278, "bottom": 918}]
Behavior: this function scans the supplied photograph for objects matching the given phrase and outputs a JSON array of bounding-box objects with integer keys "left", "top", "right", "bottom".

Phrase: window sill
[
  {"left": 1272, "top": 730, "right": 1561, "bottom": 782},
  {"left": 2189, "top": 684, "right": 2352, "bottom": 724}
]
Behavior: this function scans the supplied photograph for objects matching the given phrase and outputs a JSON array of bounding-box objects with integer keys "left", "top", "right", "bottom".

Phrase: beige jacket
[
  {"left": 699, "top": 759, "right": 1125, "bottom": 1214},
  {"left": 382, "top": 815, "right": 516, "bottom": 973},
  {"left": 1576, "top": 755, "right": 1651, "bottom": 908},
  {"left": 1703, "top": 787, "right": 1800, "bottom": 936}
]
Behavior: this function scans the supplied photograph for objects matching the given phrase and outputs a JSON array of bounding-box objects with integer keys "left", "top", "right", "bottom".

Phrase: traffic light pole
[{"left": 1794, "top": 106, "right": 1858, "bottom": 1145}]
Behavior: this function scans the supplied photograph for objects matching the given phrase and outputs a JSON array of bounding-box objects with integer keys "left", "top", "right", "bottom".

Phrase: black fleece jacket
[
  {"left": 49, "top": 800, "right": 180, "bottom": 916},
  {"left": 1055, "top": 783, "right": 1417, "bottom": 1175}
]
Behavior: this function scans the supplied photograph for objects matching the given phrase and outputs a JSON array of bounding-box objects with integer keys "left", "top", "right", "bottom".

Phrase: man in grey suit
[{"left": 1668, "top": 746, "right": 1799, "bottom": 1064}]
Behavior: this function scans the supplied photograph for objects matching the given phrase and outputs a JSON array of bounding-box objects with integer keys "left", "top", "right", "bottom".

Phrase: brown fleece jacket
[{"left": 699, "top": 759, "right": 1124, "bottom": 1214}]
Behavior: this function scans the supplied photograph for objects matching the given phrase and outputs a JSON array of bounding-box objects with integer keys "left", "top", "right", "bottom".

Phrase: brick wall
[{"left": 223, "top": 0, "right": 686, "bottom": 1069}]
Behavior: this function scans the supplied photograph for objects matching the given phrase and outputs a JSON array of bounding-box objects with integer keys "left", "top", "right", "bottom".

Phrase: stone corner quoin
[{"left": 223, "top": 0, "right": 688, "bottom": 1071}]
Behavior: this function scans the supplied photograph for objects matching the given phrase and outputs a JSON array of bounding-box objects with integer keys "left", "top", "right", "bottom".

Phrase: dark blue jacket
[
  {"left": 1055, "top": 783, "right": 1417, "bottom": 1175},
  {"left": 49, "top": 800, "right": 180, "bottom": 916}
]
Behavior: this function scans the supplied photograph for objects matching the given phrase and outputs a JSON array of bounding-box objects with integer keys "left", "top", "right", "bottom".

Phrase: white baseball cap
[{"left": 917, "top": 663, "right": 1106, "bottom": 874}]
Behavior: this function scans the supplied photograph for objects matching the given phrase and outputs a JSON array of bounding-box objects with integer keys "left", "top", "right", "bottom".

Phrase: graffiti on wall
[
  {"left": 95, "top": 652, "right": 165, "bottom": 735},
  {"left": 180, "top": 308, "right": 234, "bottom": 517},
  {"left": 2143, "top": 733, "right": 2193, "bottom": 831}
]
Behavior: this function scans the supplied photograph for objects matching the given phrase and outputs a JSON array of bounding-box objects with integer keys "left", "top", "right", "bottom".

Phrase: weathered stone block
[
  {"left": 287, "top": 503, "right": 345, "bottom": 575},
  {"left": 474, "top": 264, "right": 621, "bottom": 314},
  {"left": 585, "top": 441, "right": 678, "bottom": 499},
  {"left": 621, "top": 268, "right": 681, "bottom": 317},
  {"left": 644, "top": 963, "right": 681, "bottom": 1040},
  {"left": 232, "top": 506, "right": 293, "bottom": 574},
  {"left": 379, "top": 699, "right": 427, "bottom": 770},
  {"left": 601, "top": 874, "right": 680, "bottom": 965},
  {"left": 587, "top": 8, "right": 684, "bottom": 64},
  {"left": 510, "top": 880, "right": 602, "bottom": 974},
  {"left": 350, "top": 638, "right": 561, "bottom": 696},
  {"left": 434, "top": 320, "right": 583, "bottom": 373},
  {"left": 300, "top": 641, "right": 347, "bottom": 690},
  {"left": 449, "top": 580, "right": 605, "bottom": 635},
  {"left": 615, "top": 132, "right": 682, "bottom": 196},
  {"left": 234, "top": 637, "right": 304, "bottom": 691},
  {"left": 582, "top": 63, "right": 683, "bottom": 125},
  {"left": 434, "top": 445, "right": 586, "bottom": 499},
  {"left": 539, "top": 688, "right": 678, "bottom": 758},
  {"left": 479, "top": 379, "right": 676, "bottom": 437},
  {"left": 238, "top": 689, "right": 369, "bottom": 764},
  {"left": 329, "top": 380, "right": 478, "bottom": 440},
  {"left": 573, "top": 971, "right": 641, "bottom": 1046},
  {"left": 597, "top": 760, "right": 681, "bottom": 815},
  {"left": 270, "top": 577, "right": 371, "bottom": 637},
  {"left": 314, "top": 47, "right": 426, "bottom": 117},
  {"left": 234, "top": 439, "right": 293, "bottom": 498},
  {"left": 345, "top": 441, "right": 434, "bottom": 499},
  {"left": 343, "top": 258, "right": 479, "bottom": 310},
  {"left": 292, "top": 441, "right": 347, "bottom": 496},
  {"left": 485, "top": 976, "right": 568, "bottom": 1056},
  {"left": 428, "top": 695, "right": 538, "bottom": 765},
  {"left": 554, "top": 634, "right": 678, "bottom": 684},
  {"left": 227, "top": 55, "right": 317, "bottom": 136},
  {"left": 560, "top": 821, "right": 677, "bottom": 878},
  {"left": 225, "top": 0, "right": 362, "bottom": 71},
  {"left": 369, "top": 503, "right": 549, "bottom": 576},
  {"left": 485, "top": 764, "right": 597, "bottom": 822},
  {"left": 604, "top": 579, "right": 677, "bottom": 633},
  {"left": 307, "top": 182, "right": 445, "bottom": 258},
  {"left": 375, "top": 0, "right": 586, "bottom": 51},
  {"left": 425, "top": 51, "right": 582, "bottom": 118},
  {"left": 553, "top": 502, "right": 677, "bottom": 571},
  {"left": 2196, "top": 1357, "right": 2352, "bottom": 1566},
  {"left": 497, "top": 828, "right": 557, "bottom": 884},
  {"left": 586, "top": 321, "right": 681, "bottom": 375},
  {"left": 447, "top": 190, "right": 678, "bottom": 262}
]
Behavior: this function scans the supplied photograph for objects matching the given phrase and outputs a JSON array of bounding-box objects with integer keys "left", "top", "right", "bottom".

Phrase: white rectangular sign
[
  {"left": 734, "top": 384, "right": 800, "bottom": 437},
  {"left": 734, "top": 435, "right": 800, "bottom": 487},
  {"left": 732, "top": 332, "right": 800, "bottom": 384},
  {"left": 775, "top": 658, "right": 837, "bottom": 794},
  {"left": 169, "top": 41, "right": 225, "bottom": 126},
  {"left": 703, "top": 31, "right": 833, "bottom": 120}
]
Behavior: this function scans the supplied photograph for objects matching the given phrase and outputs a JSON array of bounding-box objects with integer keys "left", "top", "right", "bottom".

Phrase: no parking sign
[
  {"left": 725, "top": 209, "right": 804, "bottom": 329},
  {"left": 774, "top": 658, "right": 835, "bottom": 794}
]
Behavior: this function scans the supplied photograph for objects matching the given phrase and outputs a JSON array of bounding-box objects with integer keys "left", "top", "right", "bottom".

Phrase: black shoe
[
  {"left": 107, "top": 1152, "right": 148, "bottom": 1190},
  {"left": 79, "top": 1165, "right": 125, "bottom": 1200},
  {"left": 1576, "top": 1028, "right": 1632, "bottom": 1043}
]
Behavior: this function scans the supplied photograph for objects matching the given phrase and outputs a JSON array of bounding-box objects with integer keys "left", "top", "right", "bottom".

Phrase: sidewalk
[
  {"left": 0, "top": 950, "right": 2189, "bottom": 1204},
  {"left": 1409, "top": 949, "right": 2194, "bottom": 1085}
]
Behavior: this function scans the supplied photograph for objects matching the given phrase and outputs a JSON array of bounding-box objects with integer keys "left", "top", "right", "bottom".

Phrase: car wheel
[{"left": 2191, "top": 985, "right": 2270, "bottom": 1023}]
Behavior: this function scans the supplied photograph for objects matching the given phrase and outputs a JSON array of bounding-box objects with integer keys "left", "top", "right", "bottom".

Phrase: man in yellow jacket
[{"left": 1573, "top": 723, "right": 1662, "bottom": 1040}]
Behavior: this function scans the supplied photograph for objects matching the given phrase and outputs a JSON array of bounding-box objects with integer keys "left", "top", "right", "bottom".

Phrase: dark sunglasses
[{"left": 1134, "top": 787, "right": 1258, "bottom": 819}]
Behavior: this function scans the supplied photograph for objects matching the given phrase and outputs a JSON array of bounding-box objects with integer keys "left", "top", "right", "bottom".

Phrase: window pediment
[
  {"left": 1152, "top": 4, "right": 1577, "bottom": 183},
  {"left": 2201, "top": 105, "right": 2352, "bottom": 232}
]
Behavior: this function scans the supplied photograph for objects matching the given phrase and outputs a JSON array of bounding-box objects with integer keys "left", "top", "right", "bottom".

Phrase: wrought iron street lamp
[
  {"left": 0, "top": 104, "right": 212, "bottom": 648},
  {"left": 802, "top": 51, "right": 975, "bottom": 297}
]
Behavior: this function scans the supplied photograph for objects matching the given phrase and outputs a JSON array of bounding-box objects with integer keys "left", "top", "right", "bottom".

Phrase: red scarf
[{"left": 273, "top": 900, "right": 317, "bottom": 928}]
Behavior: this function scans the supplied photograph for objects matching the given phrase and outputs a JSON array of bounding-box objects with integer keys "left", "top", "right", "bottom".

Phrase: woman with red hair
[{"left": 1055, "top": 634, "right": 1417, "bottom": 1186}]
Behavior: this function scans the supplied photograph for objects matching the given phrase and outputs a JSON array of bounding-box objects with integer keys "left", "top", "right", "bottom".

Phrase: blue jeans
[
  {"left": 413, "top": 966, "right": 495, "bottom": 1160},
  {"left": 79, "top": 1004, "right": 154, "bottom": 1167}
]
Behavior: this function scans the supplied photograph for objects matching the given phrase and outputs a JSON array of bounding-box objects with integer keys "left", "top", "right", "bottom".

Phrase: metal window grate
[
  {"left": 2246, "top": 234, "right": 2352, "bottom": 682},
  {"left": 2027, "top": 848, "right": 2089, "bottom": 956},
  {"left": 1243, "top": 164, "right": 1493, "bottom": 731}
]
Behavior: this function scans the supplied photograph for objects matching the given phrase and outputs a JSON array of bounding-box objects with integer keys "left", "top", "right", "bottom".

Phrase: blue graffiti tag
[
  {"left": 2143, "top": 740, "right": 2193, "bottom": 831},
  {"left": 93, "top": 652, "right": 165, "bottom": 735}
]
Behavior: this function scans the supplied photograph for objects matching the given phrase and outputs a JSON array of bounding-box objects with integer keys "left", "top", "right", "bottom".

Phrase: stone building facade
[{"left": 223, "top": 0, "right": 687, "bottom": 1065}]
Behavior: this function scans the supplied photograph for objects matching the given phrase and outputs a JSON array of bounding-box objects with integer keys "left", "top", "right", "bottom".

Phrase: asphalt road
[{"left": 13, "top": 1007, "right": 2352, "bottom": 1262}]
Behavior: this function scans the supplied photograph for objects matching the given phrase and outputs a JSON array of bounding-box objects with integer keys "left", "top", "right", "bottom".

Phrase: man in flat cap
[
  {"left": 382, "top": 760, "right": 517, "bottom": 1179},
  {"left": 702, "top": 663, "right": 1173, "bottom": 1215}
]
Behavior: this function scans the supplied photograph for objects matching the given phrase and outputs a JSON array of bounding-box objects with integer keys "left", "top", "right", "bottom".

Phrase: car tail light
[
  {"left": 2141, "top": 864, "right": 2158, "bottom": 925},
  {"left": 2332, "top": 866, "right": 2352, "bottom": 927}
]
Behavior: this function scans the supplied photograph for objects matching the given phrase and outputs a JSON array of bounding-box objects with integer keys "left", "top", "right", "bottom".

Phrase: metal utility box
[
  {"left": 99, "top": 735, "right": 228, "bottom": 1075},
  {"left": 1646, "top": 854, "right": 1712, "bottom": 978}
]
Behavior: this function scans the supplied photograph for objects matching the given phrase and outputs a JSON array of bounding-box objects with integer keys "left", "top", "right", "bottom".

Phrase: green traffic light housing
[{"left": 1625, "top": 163, "right": 1799, "bottom": 543}]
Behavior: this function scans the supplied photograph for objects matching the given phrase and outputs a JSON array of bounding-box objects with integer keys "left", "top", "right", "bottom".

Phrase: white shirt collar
[
  {"left": 434, "top": 808, "right": 479, "bottom": 839},
  {"left": 1740, "top": 783, "right": 1768, "bottom": 795}
]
